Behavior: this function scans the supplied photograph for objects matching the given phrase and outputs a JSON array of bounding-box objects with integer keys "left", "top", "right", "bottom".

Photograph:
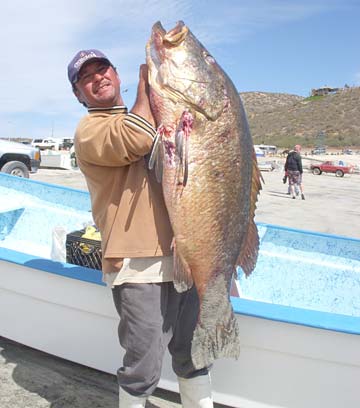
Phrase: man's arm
[
  {"left": 297, "top": 154, "right": 303, "bottom": 174},
  {"left": 284, "top": 155, "right": 289, "bottom": 171},
  {"left": 130, "top": 64, "right": 155, "bottom": 127},
  {"left": 75, "top": 65, "right": 157, "bottom": 167}
]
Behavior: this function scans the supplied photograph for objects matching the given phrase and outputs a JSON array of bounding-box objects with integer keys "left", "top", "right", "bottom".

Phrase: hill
[
  {"left": 240, "top": 92, "right": 303, "bottom": 115},
  {"left": 240, "top": 87, "right": 360, "bottom": 148}
]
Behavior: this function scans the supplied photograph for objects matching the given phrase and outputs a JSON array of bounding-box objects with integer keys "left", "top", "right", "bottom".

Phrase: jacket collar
[{"left": 88, "top": 105, "right": 128, "bottom": 115}]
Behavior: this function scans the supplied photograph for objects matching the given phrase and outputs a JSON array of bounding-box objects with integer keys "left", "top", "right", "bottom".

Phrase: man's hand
[
  {"left": 139, "top": 64, "right": 149, "bottom": 87},
  {"left": 130, "top": 64, "right": 156, "bottom": 127}
]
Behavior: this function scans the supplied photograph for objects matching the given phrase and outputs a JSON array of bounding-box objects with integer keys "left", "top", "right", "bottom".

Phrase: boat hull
[{"left": 1, "top": 259, "right": 359, "bottom": 408}]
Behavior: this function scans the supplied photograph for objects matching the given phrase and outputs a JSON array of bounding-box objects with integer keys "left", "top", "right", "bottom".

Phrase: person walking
[
  {"left": 67, "top": 49, "right": 213, "bottom": 408},
  {"left": 284, "top": 144, "right": 305, "bottom": 200},
  {"left": 283, "top": 170, "right": 299, "bottom": 196}
]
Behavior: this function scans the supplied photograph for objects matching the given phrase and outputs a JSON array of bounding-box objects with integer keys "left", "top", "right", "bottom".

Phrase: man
[
  {"left": 284, "top": 144, "right": 305, "bottom": 200},
  {"left": 67, "top": 49, "right": 213, "bottom": 407}
]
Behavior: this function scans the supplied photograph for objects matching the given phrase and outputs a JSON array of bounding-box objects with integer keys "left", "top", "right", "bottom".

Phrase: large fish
[{"left": 146, "top": 21, "right": 262, "bottom": 369}]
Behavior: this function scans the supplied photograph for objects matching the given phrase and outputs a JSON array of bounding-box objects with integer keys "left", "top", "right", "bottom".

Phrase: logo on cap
[{"left": 74, "top": 51, "right": 99, "bottom": 69}]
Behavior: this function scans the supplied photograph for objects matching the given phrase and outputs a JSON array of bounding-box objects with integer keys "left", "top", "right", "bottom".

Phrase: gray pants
[{"left": 112, "top": 282, "right": 208, "bottom": 397}]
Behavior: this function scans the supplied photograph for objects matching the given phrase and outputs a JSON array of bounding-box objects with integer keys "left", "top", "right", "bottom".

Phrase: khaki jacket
[{"left": 74, "top": 106, "right": 173, "bottom": 273}]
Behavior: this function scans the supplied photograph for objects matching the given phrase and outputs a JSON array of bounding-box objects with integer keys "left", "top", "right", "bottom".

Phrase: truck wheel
[
  {"left": 1, "top": 161, "right": 30, "bottom": 178},
  {"left": 335, "top": 169, "right": 344, "bottom": 177},
  {"left": 312, "top": 167, "right": 321, "bottom": 175}
]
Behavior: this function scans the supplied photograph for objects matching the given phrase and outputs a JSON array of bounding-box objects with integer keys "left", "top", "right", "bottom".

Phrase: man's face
[{"left": 74, "top": 60, "right": 121, "bottom": 108}]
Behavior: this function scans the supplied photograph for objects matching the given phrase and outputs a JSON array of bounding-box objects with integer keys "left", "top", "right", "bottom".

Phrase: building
[
  {"left": 254, "top": 144, "right": 278, "bottom": 156},
  {"left": 311, "top": 87, "right": 339, "bottom": 96}
]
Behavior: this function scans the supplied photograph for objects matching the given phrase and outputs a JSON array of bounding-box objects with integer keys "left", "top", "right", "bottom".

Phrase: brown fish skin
[{"left": 146, "top": 21, "right": 262, "bottom": 369}]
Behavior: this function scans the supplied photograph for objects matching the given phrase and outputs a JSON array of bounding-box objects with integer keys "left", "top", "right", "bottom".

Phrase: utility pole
[{"left": 7, "top": 121, "right": 13, "bottom": 141}]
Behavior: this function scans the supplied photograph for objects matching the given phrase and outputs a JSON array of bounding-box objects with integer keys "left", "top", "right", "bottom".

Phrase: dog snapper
[{"left": 146, "top": 21, "right": 262, "bottom": 368}]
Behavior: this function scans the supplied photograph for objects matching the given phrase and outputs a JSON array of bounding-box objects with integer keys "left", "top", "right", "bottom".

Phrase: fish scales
[{"left": 146, "top": 21, "right": 262, "bottom": 368}]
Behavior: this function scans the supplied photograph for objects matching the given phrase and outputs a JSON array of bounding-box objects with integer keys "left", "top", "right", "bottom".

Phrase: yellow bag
[{"left": 79, "top": 226, "right": 101, "bottom": 254}]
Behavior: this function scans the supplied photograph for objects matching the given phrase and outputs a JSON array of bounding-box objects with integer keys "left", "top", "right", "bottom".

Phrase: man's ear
[
  {"left": 73, "top": 86, "right": 87, "bottom": 107},
  {"left": 113, "top": 66, "right": 121, "bottom": 86},
  {"left": 73, "top": 87, "right": 83, "bottom": 103}
]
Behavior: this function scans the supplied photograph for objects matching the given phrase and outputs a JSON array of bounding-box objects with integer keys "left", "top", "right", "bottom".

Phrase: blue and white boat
[{"left": 0, "top": 173, "right": 359, "bottom": 408}]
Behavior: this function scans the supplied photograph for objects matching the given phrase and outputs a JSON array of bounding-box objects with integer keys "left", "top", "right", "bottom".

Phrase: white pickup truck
[
  {"left": 31, "top": 138, "right": 60, "bottom": 150},
  {"left": 0, "top": 139, "right": 41, "bottom": 178}
]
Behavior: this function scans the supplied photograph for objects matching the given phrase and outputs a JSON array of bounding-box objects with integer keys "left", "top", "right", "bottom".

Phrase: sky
[{"left": 1, "top": 0, "right": 359, "bottom": 140}]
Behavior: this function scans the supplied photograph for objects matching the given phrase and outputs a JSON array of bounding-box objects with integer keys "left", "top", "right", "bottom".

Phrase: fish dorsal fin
[
  {"left": 236, "top": 149, "right": 263, "bottom": 276},
  {"left": 175, "top": 110, "right": 193, "bottom": 187}
]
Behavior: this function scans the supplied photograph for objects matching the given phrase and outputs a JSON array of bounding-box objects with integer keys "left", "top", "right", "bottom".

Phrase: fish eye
[{"left": 203, "top": 52, "right": 215, "bottom": 64}]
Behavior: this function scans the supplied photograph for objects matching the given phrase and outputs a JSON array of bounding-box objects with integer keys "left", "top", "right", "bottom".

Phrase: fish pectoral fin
[
  {"left": 175, "top": 129, "right": 187, "bottom": 186},
  {"left": 148, "top": 130, "right": 164, "bottom": 183},
  {"left": 178, "top": 135, "right": 189, "bottom": 187},
  {"left": 154, "top": 146, "right": 164, "bottom": 183},
  {"left": 183, "top": 136, "right": 189, "bottom": 186},
  {"left": 175, "top": 129, "right": 184, "bottom": 163},
  {"left": 173, "top": 248, "right": 193, "bottom": 293},
  {"left": 148, "top": 130, "right": 161, "bottom": 170},
  {"left": 175, "top": 113, "right": 191, "bottom": 187}
]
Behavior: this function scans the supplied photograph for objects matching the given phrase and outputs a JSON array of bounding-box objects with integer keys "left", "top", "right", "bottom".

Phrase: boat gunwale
[{"left": 0, "top": 245, "right": 358, "bottom": 336}]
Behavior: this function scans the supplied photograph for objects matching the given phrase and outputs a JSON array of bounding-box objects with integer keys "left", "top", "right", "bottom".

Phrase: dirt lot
[
  {"left": 30, "top": 153, "right": 360, "bottom": 239},
  {"left": 254, "top": 154, "right": 360, "bottom": 239}
]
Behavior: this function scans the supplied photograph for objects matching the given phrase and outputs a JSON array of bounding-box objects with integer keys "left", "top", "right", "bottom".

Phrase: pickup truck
[
  {"left": 31, "top": 138, "right": 59, "bottom": 150},
  {"left": 310, "top": 161, "right": 353, "bottom": 177},
  {"left": 311, "top": 147, "right": 326, "bottom": 155},
  {"left": 0, "top": 139, "right": 41, "bottom": 178}
]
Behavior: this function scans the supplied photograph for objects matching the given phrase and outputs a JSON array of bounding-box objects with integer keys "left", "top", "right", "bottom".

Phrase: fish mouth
[
  {"left": 152, "top": 20, "right": 188, "bottom": 46},
  {"left": 152, "top": 21, "right": 166, "bottom": 37}
]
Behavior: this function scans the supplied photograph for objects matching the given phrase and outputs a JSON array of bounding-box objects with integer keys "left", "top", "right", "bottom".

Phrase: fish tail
[{"left": 191, "top": 274, "right": 240, "bottom": 369}]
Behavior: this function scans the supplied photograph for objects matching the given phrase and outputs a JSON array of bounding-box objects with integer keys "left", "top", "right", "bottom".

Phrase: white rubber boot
[
  {"left": 119, "top": 387, "right": 147, "bottom": 407},
  {"left": 178, "top": 374, "right": 214, "bottom": 407}
]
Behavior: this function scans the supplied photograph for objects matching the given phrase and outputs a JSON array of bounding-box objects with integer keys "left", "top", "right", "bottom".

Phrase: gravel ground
[
  {"left": 0, "top": 337, "right": 182, "bottom": 408},
  {"left": 31, "top": 154, "right": 360, "bottom": 239}
]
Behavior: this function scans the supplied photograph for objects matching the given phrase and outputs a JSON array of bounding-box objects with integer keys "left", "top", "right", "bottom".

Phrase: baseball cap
[{"left": 67, "top": 49, "right": 112, "bottom": 85}]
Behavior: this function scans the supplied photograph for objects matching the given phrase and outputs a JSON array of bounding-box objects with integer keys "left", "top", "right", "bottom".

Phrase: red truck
[{"left": 310, "top": 160, "right": 354, "bottom": 177}]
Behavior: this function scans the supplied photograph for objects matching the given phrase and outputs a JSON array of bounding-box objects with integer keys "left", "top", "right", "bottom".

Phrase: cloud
[
  {"left": 0, "top": 0, "right": 196, "bottom": 137},
  {"left": 0, "top": 0, "right": 192, "bottom": 113},
  {"left": 0, "top": 0, "right": 352, "bottom": 139},
  {"left": 184, "top": 0, "right": 343, "bottom": 46}
]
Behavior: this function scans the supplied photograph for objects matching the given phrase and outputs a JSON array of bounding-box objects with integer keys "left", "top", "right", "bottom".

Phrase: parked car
[
  {"left": 31, "top": 138, "right": 59, "bottom": 150},
  {"left": 311, "top": 147, "right": 326, "bottom": 155},
  {"left": 258, "top": 161, "right": 276, "bottom": 172},
  {"left": 0, "top": 139, "right": 41, "bottom": 178},
  {"left": 310, "top": 161, "right": 353, "bottom": 177},
  {"left": 59, "top": 138, "right": 74, "bottom": 150}
]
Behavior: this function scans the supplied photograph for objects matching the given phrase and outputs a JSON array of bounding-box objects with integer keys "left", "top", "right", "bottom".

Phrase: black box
[{"left": 66, "top": 228, "right": 102, "bottom": 270}]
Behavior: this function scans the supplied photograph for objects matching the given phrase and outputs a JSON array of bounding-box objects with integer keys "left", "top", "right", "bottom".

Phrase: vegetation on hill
[{"left": 240, "top": 88, "right": 360, "bottom": 148}]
